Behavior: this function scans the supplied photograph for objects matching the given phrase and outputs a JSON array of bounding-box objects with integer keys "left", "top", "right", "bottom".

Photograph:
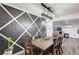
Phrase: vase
[{"left": 3, "top": 47, "right": 13, "bottom": 55}]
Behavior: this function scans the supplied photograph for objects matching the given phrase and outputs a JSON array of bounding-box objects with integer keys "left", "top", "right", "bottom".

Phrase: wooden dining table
[{"left": 32, "top": 36, "right": 53, "bottom": 51}]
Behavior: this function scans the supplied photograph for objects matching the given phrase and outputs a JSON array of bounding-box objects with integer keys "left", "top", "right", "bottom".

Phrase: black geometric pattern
[
  {"left": 0, "top": 6, "right": 12, "bottom": 28},
  {"left": 0, "top": 4, "right": 46, "bottom": 54}
]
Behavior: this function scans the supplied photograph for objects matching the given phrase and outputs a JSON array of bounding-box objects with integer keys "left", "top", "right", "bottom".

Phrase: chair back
[
  {"left": 53, "top": 32, "right": 59, "bottom": 48},
  {"left": 23, "top": 37, "right": 33, "bottom": 55}
]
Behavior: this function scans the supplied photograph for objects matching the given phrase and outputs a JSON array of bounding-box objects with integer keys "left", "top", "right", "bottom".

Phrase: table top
[{"left": 32, "top": 37, "right": 53, "bottom": 50}]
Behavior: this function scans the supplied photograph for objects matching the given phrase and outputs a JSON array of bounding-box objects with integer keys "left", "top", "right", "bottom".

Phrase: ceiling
[
  {"left": 3, "top": 3, "right": 79, "bottom": 26},
  {"left": 53, "top": 18, "right": 79, "bottom": 27},
  {"left": 4, "top": 3, "right": 79, "bottom": 16}
]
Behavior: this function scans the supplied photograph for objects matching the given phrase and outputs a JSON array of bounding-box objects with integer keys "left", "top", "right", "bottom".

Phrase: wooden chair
[
  {"left": 53, "top": 37, "right": 59, "bottom": 55},
  {"left": 32, "top": 32, "right": 63, "bottom": 55},
  {"left": 57, "top": 37, "right": 63, "bottom": 55},
  {"left": 23, "top": 37, "right": 33, "bottom": 55},
  {"left": 52, "top": 31, "right": 63, "bottom": 55}
]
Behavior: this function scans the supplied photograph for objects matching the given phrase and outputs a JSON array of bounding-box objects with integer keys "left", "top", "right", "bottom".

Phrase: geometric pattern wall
[{"left": 0, "top": 4, "right": 46, "bottom": 54}]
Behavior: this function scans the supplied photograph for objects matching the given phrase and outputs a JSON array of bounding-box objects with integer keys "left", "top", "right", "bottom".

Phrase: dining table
[{"left": 32, "top": 36, "right": 53, "bottom": 54}]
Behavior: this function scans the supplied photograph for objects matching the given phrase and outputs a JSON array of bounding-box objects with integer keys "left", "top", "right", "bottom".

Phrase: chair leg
[
  {"left": 60, "top": 47, "right": 63, "bottom": 54},
  {"left": 53, "top": 49, "right": 56, "bottom": 55},
  {"left": 58, "top": 48, "right": 61, "bottom": 55},
  {"left": 56, "top": 49, "right": 59, "bottom": 55},
  {"left": 59, "top": 46, "right": 63, "bottom": 55}
]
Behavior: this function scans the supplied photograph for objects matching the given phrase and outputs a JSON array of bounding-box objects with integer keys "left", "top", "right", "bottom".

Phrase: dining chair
[
  {"left": 52, "top": 32, "right": 61, "bottom": 55},
  {"left": 53, "top": 37, "right": 59, "bottom": 55},
  {"left": 53, "top": 33, "right": 63, "bottom": 55},
  {"left": 23, "top": 37, "right": 33, "bottom": 55},
  {"left": 57, "top": 37, "right": 63, "bottom": 55}
]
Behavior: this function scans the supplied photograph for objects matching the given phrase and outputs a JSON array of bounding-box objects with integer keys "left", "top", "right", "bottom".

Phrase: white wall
[
  {"left": 46, "top": 19, "right": 53, "bottom": 37},
  {"left": 62, "top": 25, "right": 79, "bottom": 38}
]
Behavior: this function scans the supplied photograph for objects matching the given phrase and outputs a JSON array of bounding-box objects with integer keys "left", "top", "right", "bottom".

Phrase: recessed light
[
  {"left": 65, "top": 25, "right": 73, "bottom": 28},
  {"left": 65, "top": 20, "right": 69, "bottom": 24}
]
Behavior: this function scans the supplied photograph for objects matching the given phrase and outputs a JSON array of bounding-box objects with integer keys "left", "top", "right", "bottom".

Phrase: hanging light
[
  {"left": 41, "top": 13, "right": 53, "bottom": 19},
  {"left": 41, "top": 3, "right": 53, "bottom": 20}
]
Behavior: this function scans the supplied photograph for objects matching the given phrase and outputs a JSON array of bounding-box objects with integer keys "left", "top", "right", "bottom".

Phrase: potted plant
[
  {"left": 0, "top": 33, "right": 13, "bottom": 55},
  {"left": 4, "top": 36, "right": 13, "bottom": 55}
]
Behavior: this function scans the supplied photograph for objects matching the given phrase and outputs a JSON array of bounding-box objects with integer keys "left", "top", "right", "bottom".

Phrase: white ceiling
[
  {"left": 4, "top": 3, "right": 79, "bottom": 26},
  {"left": 4, "top": 3, "right": 79, "bottom": 16},
  {"left": 50, "top": 3, "right": 79, "bottom": 16},
  {"left": 53, "top": 18, "right": 79, "bottom": 27},
  {"left": 4, "top": 3, "right": 44, "bottom": 17}
]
